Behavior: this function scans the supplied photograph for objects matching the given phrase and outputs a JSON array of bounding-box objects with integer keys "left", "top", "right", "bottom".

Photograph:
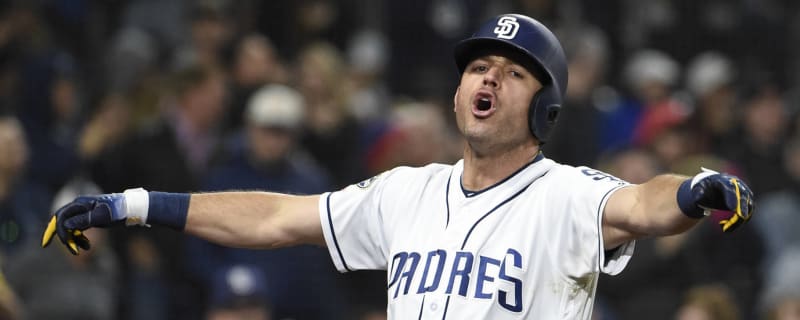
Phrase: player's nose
[{"left": 482, "top": 67, "right": 501, "bottom": 89}]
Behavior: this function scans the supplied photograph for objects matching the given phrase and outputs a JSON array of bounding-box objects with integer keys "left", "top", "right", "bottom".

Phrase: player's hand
[
  {"left": 688, "top": 168, "right": 755, "bottom": 232},
  {"left": 42, "top": 193, "right": 128, "bottom": 255}
]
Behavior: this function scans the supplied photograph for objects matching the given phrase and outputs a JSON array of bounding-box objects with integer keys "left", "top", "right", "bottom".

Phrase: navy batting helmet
[{"left": 454, "top": 14, "right": 568, "bottom": 143}]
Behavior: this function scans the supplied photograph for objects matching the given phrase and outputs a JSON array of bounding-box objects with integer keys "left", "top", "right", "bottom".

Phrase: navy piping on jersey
[
  {"left": 460, "top": 152, "right": 545, "bottom": 197},
  {"left": 595, "top": 185, "right": 625, "bottom": 270},
  {"left": 459, "top": 180, "right": 535, "bottom": 250},
  {"left": 326, "top": 193, "right": 351, "bottom": 272},
  {"left": 417, "top": 295, "right": 427, "bottom": 320},
  {"left": 445, "top": 167, "right": 454, "bottom": 228},
  {"left": 442, "top": 296, "right": 450, "bottom": 320}
]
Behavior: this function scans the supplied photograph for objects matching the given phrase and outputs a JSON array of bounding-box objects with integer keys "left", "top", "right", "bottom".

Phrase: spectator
[
  {"left": 91, "top": 62, "right": 227, "bottom": 196},
  {"left": 754, "top": 135, "right": 800, "bottom": 271},
  {"left": 296, "top": 41, "right": 367, "bottom": 188},
  {"left": 344, "top": 28, "right": 391, "bottom": 123},
  {"left": 206, "top": 265, "right": 272, "bottom": 320},
  {"left": 173, "top": 3, "right": 234, "bottom": 70},
  {"left": 90, "top": 63, "right": 228, "bottom": 320},
  {"left": 224, "top": 34, "right": 289, "bottom": 133},
  {"left": 730, "top": 83, "right": 792, "bottom": 194},
  {"left": 0, "top": 264, "right": 20, "bottom": 320},
  {"left": 674, "top": 284, "right": 740, "bottom": 320},
  {"left": 365, "top": 101, "right": 458, "bottom": 175},
  {"left": 190, "top": 84, "right": 344, "bottom": 320},
  {"left": 591, "top": 49, "right": 686, "bottom": 154},
  {"left": 596, "top": 147, "right": 664, "bottom": 185},
  {"left": 77, "top": 92, "right": 134, "bottom": 161},
  {"left": 625, "top": 49, "right": 691, "bottom": 148},
  {"left": 16, "top": 51, "right": 84, "bottom": 193},
  {"left": 546, "top": 25, "right": 612, "bottom": 165},
  {"left": 684, "top": 51, "right": 739, "bottom": 156},
  {"left": 759, "top": 247, "right": 800, "bottom": 320},
  {"left": 0, "top": 116, "right": 51, "bottom": 256}
]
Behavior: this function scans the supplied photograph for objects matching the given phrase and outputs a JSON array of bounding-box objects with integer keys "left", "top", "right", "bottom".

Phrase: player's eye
[
  {"left": 471, "top": 65, "right": 489, "bottom": 73},
  {"left": 509, "top": 69, "right": 526, "bottom": 79}
]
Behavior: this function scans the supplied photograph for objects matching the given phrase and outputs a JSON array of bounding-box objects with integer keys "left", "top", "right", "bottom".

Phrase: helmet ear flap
[{"left": 528, "top": 86, "right": 561, "bottom": 143}]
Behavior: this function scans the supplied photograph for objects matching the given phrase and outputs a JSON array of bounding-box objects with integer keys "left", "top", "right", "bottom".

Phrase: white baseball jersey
[{"left": 319, "top": 154, "right": 635, "bottom": 319}]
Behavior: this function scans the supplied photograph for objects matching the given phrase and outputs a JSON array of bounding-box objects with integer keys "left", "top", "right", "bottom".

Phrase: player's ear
[{"left": 453, "top": 86, "right": 460, "bottom": 112}]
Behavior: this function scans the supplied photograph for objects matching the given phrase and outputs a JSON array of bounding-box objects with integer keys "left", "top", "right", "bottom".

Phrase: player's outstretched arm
[
  {"left": 185, "top": 192, "right": 323, "bottom": 248},
  {"left": 602, "top": 168, "right": 755, "bottom": 249},
  {"left": 42, "top": 188, "right": 324, "bottom": 255}
]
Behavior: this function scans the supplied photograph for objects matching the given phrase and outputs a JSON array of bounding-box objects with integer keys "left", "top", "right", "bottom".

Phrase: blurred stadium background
[{"left": 0, "top": 0, "right": 799, "bottom": 319}]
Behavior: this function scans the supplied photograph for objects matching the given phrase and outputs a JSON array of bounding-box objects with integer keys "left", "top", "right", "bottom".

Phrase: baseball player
[{"left": 42, "top": 14, "right": 755, "bottom": 319}]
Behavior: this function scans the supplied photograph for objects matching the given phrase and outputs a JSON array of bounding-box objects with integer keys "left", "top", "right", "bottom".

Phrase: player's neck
[{"left": 461, "top": 143, "right": 541, "bottom": 191}]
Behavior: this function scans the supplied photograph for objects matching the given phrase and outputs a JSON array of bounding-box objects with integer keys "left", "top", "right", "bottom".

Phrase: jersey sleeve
[
  {"left": 319, "top": 171, "right": 393, "bottom": 272},
  {"left": 590, "top": 181, "right": 635, "bottom": 276},
  {"left": 552, "top": 166, "right": 635, "bottom": 277}
]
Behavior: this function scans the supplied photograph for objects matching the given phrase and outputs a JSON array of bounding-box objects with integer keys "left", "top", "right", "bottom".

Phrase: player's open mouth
[{"left": 472, "top": 91, "right": 495, "bottom": 118}]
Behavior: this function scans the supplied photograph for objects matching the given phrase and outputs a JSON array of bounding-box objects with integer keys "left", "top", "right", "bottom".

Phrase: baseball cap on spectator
[
  {"left": 686, "top": 51, "right": 734, "bottom": 97},
  {"left": 245, "top": 84, "right": 306, "bottom": 130},
  {"left": 210, "top": 264, "right": 270, "bottom": 310},
  {"left": 624, "top": 49, "right": 679, "bottom": 92}
]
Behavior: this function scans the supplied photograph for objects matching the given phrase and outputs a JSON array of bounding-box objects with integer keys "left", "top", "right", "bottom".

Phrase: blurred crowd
[{"left": 0, "top": 0, "right": 799, "bottom": 319}]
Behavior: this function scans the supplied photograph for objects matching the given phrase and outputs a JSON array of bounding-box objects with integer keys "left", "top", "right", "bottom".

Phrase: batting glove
[
  {"left": 42, "top": 188, "right": 149, "bottom": 255},
  {"left": 678, "top": 168, "right": 755, "bottom": 232}
]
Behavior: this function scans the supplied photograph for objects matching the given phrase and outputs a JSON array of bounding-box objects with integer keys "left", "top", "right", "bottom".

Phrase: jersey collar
[{"left": 459, "top": 152, "right": 546, "bottom": 198}]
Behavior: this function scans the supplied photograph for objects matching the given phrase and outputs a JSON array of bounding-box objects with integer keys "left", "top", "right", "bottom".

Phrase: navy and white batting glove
[
  {"left": 677, "top": 168, "right": 755, "bottom": 232},
  {"left": 42, "top": 188, "right": 149, "bottom": 255}
]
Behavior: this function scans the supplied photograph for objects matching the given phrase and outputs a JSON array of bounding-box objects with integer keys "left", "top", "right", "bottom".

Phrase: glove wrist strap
[
  {"left": 123, "top": 188, "right": 150, "bottom": 226},
  {"left": 677, "top": 179, "right": 706, "bottom": 219}
]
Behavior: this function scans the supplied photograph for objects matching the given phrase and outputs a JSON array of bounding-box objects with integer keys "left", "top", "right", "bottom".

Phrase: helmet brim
[{"left": 454, "top": 37, "right": 551, "bottom": 86}]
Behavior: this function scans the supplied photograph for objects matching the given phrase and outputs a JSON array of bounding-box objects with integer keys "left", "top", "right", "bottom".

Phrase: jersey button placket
[{"left": 445, "top": 199, "right": 469, "bottom": 249}]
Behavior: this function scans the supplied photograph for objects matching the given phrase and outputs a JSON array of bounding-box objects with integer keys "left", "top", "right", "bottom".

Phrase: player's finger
[
  {"left": 746, "top": 199, "right": 755, "bottom": 220},
  {"left": 41, "top": 216, "right": 57, "bottom": 248},
  {"left": 55, "top": 202, "right": 88, "bottom": 255},
  {"left": 719, "top": 215, "right": 741, "bottom": 233},
  {"left": 72, "top": 230, "right": 91, "bottom": 251},
  {"left": 54, "top": 202, "right": 93, "bottom": 243},
  {"left": 738, "top": 180, "right": 755, "bottom": 221},
  {"left": 66, "top": 237, "right": 79, "bottom": 255},
  {"left": 731, "top": 178, "right": 743, "bottom": 216}
]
